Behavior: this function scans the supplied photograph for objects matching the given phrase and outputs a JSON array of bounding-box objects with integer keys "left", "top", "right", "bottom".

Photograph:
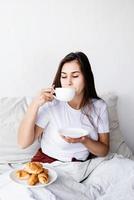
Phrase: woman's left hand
[{"left": 61, "top": 135, "right": 87, "bottom": 144}]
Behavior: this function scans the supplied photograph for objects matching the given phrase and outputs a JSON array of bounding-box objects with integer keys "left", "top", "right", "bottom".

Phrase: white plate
[
  {"left": 59, "top": 128, "right": 89, "bottom": 138},
  {"left": 9, "top": 167, "right": 57, "bottom": 188}
]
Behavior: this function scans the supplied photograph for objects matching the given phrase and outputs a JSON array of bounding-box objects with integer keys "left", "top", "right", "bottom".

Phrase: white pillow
[
  {"left": 101, "top": 93, "right": 133, "bottom": 158},
  {"left": 0, "top": 97, "right": 40, "bottom": 164}
]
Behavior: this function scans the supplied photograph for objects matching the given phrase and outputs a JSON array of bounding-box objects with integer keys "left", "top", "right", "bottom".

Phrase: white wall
[{"left": 0, "top": 0, "right": 134, "bottom": 152}]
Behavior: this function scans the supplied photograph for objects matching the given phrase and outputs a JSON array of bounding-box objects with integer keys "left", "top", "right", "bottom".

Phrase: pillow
[
  {"left": 101, "top": 93, "right": 133, "bottom": 158},
  {"left": 0, "top": 97, "right": 40, "bottom": 164}
]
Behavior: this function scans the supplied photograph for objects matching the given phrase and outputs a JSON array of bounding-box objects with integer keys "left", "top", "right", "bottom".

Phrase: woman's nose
[{"left": 67, "top": 77, "right": 72, "bottom": 85}]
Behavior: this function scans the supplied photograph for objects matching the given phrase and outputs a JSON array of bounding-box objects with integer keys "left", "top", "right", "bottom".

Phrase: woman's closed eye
[
  {"left": 61, "top": 75, "right": 79, "bottom": 79},
  {"left": 61, "top": 76, "right": 67, "bottom": 79}
]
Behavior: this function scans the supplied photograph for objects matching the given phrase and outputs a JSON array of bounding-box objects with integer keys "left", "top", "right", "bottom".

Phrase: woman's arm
[
  {"left": 18, "top": 101, "right": 43, "bottom": 148},
  {"left": 81, "top": 133, "right": 109, "bottom": 156},
  {"left": 18, "top": 87, "right": 54, "bottom": 149}
]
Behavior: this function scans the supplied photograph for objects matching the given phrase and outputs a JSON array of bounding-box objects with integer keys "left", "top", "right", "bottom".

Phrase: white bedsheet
[{"left": 0, "top": 153, "right": 134, "bottom": 200}]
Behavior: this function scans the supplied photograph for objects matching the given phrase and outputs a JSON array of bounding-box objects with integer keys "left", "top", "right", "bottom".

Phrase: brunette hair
[{"left": 52, "top": 51, "right": 100, "bottom": 107}]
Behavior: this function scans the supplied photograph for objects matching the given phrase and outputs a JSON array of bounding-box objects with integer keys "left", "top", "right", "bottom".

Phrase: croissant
[
  {"left": 16, "top": 170, "right": 30, "bottom": 180},
  {"left": 43, "top": 168, "right": 48, "bottom": 174},
  {"left": 38, "top": 172, "right": 49, "bottom": 184},
  {"left": 28, "top": 174, "right": 39, "bottom": 185},
  {"left": 15, "top": 162, "right": 50, "bottom": 186},
  {"left": 25, "top": 162, "right": 43, "bottom": 174}
]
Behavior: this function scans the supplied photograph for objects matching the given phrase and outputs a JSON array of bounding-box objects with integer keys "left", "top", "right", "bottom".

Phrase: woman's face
[{"left": 60, "top": 60, "right": 85, "bottom": 96}]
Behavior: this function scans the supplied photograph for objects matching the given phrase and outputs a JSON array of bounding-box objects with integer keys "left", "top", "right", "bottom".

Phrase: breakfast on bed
[{"left": 15, "top": 162, "right": 49, "bottom": 185}]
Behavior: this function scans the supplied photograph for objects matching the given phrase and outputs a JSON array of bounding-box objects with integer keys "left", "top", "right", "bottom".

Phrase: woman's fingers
[
  {"left": 40, "top": 93, "right": 54, "bottom": 102},
  {"left": 40, "top": 87, "right": 53, "bottom": 94},
  {"left": 61, "top": 135, "right": 84, "bottom": 143},
  {"left": 32, "top": 86, "right": 55, "bottom": 107},
  {"left": 39, "top": 87, "right": 55, "bottom": 101}
]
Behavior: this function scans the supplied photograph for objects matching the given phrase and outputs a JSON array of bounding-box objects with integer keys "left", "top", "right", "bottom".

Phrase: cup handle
[
  {"left": 53, "top": 95, "right": 57, "bottom": 99},
  {"left": 53, "top": 91, "right": 57, "bottom": 99}
]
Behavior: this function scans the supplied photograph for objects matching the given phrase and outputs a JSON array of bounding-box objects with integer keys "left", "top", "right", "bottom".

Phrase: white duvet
[{"left": 0, "top": 153, "right": 134, "bottom": 200}]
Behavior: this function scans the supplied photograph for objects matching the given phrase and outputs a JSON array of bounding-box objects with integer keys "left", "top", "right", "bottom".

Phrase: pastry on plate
[
  {"left": 24, "top": 162, "right": 43, "bottom": 174},
  {"left": 28, "top": 174, "right": 39, "bottom": 185},
  {"left": 16, "top": 170, "right": 30, "bottom": 180},
  {"left": 38, "top": 171, "right": 49, "bottom": 184}
]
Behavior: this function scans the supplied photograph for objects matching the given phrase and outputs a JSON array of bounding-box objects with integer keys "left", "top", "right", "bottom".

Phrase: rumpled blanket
[{"left": 0, "top": 153, "right": 134, "bottom": 200}]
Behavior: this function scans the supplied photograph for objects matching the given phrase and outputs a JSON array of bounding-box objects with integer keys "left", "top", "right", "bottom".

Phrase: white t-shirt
[{"left": 35, "top": 99, "right": 109, "bottom": 161}]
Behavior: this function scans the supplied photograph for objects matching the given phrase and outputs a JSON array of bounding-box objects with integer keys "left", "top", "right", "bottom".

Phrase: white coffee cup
[{"left": 54, "top": 87, "right": 75, "bottom": 101}]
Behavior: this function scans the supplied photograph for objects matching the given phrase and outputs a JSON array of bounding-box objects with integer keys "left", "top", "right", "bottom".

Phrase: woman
[{"left": 18, "top": 52, "right": 109, "bottom": 163}]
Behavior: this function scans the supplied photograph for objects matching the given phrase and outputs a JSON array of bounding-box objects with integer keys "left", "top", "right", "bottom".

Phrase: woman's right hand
[{"left": 32, "top": 87, "right": 54, "bottom": 107}]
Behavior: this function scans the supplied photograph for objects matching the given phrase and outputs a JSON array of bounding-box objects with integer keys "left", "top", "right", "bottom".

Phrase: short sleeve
[
  {"left": 97, "top": 102, "right": 109, "bottom": 134},
  {"left": 35, "top": 104, "right": 50, "bottom": 129}
]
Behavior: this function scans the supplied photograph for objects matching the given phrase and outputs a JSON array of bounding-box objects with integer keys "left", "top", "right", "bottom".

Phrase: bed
[{"left": 0, "top": 94, "right": 134, "bottom": 200}]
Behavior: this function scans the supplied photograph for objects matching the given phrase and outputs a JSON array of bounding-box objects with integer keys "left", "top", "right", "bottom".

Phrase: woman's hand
[
  {"left": 33, "top": 87, "right": 55, "bottom": 107},
  {"left": 61, "top": 135, "right": 88, "bottom": 144}
]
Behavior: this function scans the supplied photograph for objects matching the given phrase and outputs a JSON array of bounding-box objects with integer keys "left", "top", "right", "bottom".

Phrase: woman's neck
[{"left": 68, "top": 95, "right": 83, "bottom": 110}]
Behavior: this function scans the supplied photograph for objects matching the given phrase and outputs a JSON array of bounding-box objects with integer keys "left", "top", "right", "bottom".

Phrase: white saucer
[{"left": 59, "top": 128, "right": 88, "bottom": 138}]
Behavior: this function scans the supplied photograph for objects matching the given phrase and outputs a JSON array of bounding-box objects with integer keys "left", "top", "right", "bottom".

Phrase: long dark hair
[{"left": 52, "top": 51, "right": 100, "bottom": 108}]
